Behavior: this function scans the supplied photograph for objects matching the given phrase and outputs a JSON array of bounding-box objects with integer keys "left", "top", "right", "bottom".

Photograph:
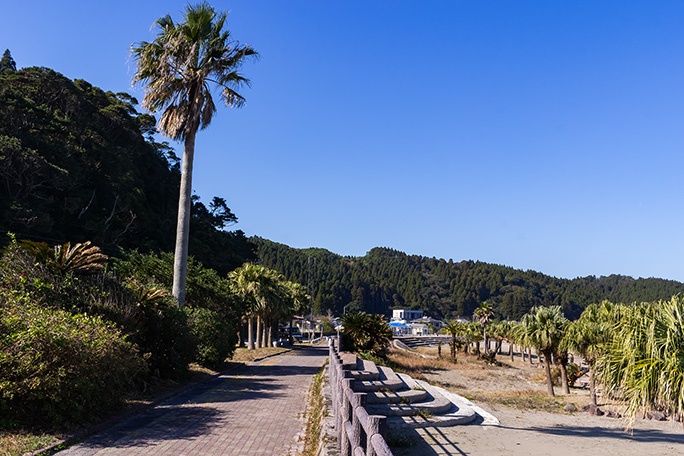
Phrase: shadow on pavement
[
  {"left": 389, "top": 426, "right": 470, "bottom": 456},
  {"left": 74, "top": 405, "right": 224, "bottom": 450},
  {"left": 525, "top": 423, "right": 684, "bottom": 444}
]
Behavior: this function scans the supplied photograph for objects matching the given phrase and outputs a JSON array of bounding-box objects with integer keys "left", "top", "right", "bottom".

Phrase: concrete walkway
[{"left": 57, "top": 345, "right": 328, "bottom": 456}]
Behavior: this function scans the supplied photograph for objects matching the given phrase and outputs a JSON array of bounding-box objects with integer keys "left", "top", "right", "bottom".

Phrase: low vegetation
[{"left": 299, "top": 363, "right": 327, "bottom": 456}]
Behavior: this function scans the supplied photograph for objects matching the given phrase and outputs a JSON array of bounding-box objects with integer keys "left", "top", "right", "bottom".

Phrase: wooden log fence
[{"left": 329, "top": 339, "right": 393, "bottom": 456}]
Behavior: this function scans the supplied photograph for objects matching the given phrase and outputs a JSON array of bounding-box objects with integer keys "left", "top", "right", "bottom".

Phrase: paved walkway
[{"left": 57, "top": 346, "right": 328, "bottom": 456}]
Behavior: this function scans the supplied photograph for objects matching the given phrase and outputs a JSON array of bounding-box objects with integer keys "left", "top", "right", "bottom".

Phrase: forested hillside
[
  {"left": 0, "top": 64, "right": 255, "bottom": 273},
  {"left": 253, "top": 238, "right": 684, "bottom": 320}
]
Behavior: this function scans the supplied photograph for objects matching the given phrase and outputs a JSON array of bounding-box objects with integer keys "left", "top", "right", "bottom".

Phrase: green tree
[
  {"left": 443, "top": 320, "right": 465, "bottom": 360},
  {"left": 473, "top": 301, "right": 494, "bottom": 354},
  {"left": 562, "top": 301, "right": 614, "bottom": 410},
  {"left": 229, "top": 263, "right": 277, "bottom": 350},
  {"left": 596, "top": 296, "right": 684, "bottom": 424},
  {"left": 0, "top": 49, "right": 16, "bottom": 73},
  {"left": 132, "top": 2, "right": 257, "bottom": 308},
  {"left": 340, "top": 312, "right": 393, "bottom": 356},
  {"left": 519, "top": 306, "right": 568, "bottom": 396}
]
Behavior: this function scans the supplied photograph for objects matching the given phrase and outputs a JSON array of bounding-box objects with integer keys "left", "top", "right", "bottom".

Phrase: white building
[{"left": 392, "top": 309, "right": 424, "bottom": 322}]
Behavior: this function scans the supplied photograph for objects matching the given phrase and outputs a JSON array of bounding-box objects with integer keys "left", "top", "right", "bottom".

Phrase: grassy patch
[
  {"left": 464, "top": 389, "right": 576, "bottom": 412},
  {"left": 300, "top": 362, "right": 328, "bottom": 456},
  {"left": 387, "top": 351, "right": 458, "bottom": 380},
  {"left": 231, "top": 347, "right": 290, "bottom": 363},
  {"left": 0, "top": 431, "right": 63, "bottom": 456}
]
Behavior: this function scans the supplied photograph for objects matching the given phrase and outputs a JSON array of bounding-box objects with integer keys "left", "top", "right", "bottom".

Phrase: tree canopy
[
  {"left": 253, "top": 239, "right": 684, "bottom": 320},
  {"left": 0, "top": 64, "right": 256, "bottom": 273}
]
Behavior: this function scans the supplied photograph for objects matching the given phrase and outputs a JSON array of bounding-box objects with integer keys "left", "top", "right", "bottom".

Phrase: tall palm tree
[
  {"left": 474, "top": 302, "right": 494, "bottom": 354},
  {"left": 562, "top": 301, "right": 614, "bottom": 410},
  {"left": 132, "top": 3, "right": 258, "bottom": 308},
  {"left": 443, "top": 320, "right": 465, "bottom": 360},
  {"left": 283, "top": 281, "right": 308, "bottom": 344},
  {"left": 519, "top": 306, "right": 568, "bottom": 396},
  {"left": 229, "top": 263, "right": 275, "bottom": 350}
]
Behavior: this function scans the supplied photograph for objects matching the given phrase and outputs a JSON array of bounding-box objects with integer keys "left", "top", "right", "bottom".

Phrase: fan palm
[
  {"left": 229, "top": 263, "right": 276, "bottom": 349},
  {"left": 562, "top": 301, "right": 614, "bottom": 409},
  {"left": 132, "top": 3, "right": 257, "bottom": 308},
  {"left": 597, "top": 296, "right": 684, "bottom": 424},
  {"left": 443, "top": 320, "right": 466, "bottom": 360},
  {"left": 473, "top": 302, "right": 494, "bottom": 353},
  {"left": 519, "top": 306, "right": 568, "bottom": 396}
]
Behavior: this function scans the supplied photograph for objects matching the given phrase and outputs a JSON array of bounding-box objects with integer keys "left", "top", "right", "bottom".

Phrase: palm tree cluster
[
  {"left": 229, "top": 263, "right": 308, "bottom": 350},
  {"left": 442, "top": 297, "right": 684, "bottom": 424}
]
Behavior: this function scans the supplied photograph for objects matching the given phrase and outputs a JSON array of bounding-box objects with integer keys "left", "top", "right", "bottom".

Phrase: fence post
[
  {"left": 340, "top": 377, "right": 355, "bottom": 456},
  {"left": 350, "top": 392, "right": 367, "bottom": 453},
  {"left": 366, "top": 415, "right": 387, "bottom": 456}
]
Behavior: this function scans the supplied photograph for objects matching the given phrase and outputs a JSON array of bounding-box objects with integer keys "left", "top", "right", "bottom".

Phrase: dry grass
[
  {"left": 0, "top": 432, "right": 62, "bottom": 456},
  {"left": 390, "top": 346, "right": 591, "bottom": 413},
  {"left": 231, "top": 347, "right": 290, "bottom": 363},
  {"left": 464, "top": 389, "right": 588, "bottom": 413}
]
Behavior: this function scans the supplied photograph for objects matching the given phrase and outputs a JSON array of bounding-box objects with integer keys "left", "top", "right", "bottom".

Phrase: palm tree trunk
[
  {"left": 247, "top": 316, "right": 254, "bottom": 350},
  {"left": 265, "top": 324, "right": 271, "bottom": 347},
  {"left": 261, "top": 317, "right": 268, "bottom": 347},
  {"left": 256, "top": 315, "right": 262, "bottom": 348},
  {"left": 543, "top": 351, "right": 555, "bottom": 396},
  {"left": 528, "top": 348, "right": 534, "bottom": 366},
  {"left": 510, "top": 343, "right": 515, "bottom": 362},
  {"left": 172, "top": 130, "right": 196, "bottom": 308},
  {"left": 589, "top": 364, "right": 597, "bottom": 407},
  {"left": 559, "top": 361, "right": 570, "bottom": 394}
]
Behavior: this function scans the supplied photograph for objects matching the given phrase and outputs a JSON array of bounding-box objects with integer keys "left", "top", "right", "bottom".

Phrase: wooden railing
[{"left": 329, "top": 339, "right": 394, "bottom": 456}]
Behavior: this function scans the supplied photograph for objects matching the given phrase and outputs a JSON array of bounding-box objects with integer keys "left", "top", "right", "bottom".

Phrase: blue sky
[{"left": 2, "top": 1, "right": 684, "bottom": 281}]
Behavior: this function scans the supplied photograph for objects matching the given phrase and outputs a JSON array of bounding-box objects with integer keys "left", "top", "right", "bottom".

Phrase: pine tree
[{"left": 0, "top": 49, "right": 16, "bottom": 73}]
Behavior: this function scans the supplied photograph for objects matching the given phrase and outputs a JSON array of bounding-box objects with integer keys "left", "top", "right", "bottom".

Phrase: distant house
[
  {"left": 409, "top": 323, "right": 428, "bottom": 336},
  {"left": 392, "top": 309, "right": 424, "bottom": 322},
  {"left": 413, "top": 316, "right": 445, "bottom": 332}
]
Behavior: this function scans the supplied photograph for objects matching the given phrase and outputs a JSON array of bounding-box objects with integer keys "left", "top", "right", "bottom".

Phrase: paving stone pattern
[{"left": 57, "top": 346, "right": 328, "bottom": 456}]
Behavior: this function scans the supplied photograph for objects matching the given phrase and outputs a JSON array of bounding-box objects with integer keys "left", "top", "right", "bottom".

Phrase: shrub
[
  {"left": 0, "top": 302, "right": 146, "bottom": 425},
  {"left": 186, "top": 307, "right": 237, "bottom": 369},
  {"left": 341, "top": 312, "right": 393, "bottom": 356},
  {"left": 136, "top": 304, "right": 195, "bottom": 379}
]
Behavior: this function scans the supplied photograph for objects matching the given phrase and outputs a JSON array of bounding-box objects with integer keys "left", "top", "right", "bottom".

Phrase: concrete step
[
  {"left": 354, "top": 366, "right": 406, "bottom": 392},
  {"left": 365, "top": 387, "right": 428, "bottom": 404},
  {"left": 384, "top": 379, "right": 497, "bottom": 429},
  {"left": 366, "top": 386, "right": 453, "bottom": 417}
]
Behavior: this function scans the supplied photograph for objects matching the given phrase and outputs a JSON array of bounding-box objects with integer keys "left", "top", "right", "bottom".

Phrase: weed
[
  {"left": 416, "top": 409, "right": 433, "bottom": 419},
  {"left": 300, "top": 361, "right": 328, "bottom": 456}
]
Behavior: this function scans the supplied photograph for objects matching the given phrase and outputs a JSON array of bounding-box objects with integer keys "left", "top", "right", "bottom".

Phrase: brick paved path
[{"left": 57, "top": 346, "right": 328, "bottom": 456}]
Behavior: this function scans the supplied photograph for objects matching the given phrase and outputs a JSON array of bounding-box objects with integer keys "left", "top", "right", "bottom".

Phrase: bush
[
  {"left": 186, "top": 307, "right": 237, "bottom": 369},
  {"left": 549, "top": 364, "right": 581, "bottom": 387},
  {"left": 136, "top": 304, "right": 195, "bottom": 379},
  {"left": 0, "top": 302, "right": 146, "bottom": 425},
  {"left": 340, "top": 312, "right": 393, "bottom": 356}
]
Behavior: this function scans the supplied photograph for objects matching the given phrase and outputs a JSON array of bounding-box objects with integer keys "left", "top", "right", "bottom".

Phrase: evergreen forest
[
  {"left": 253, "top": 238, "right": 684, "bottom": 321},
  {"left": 0, "top": 64, "right": 256, "bottom": 274}
]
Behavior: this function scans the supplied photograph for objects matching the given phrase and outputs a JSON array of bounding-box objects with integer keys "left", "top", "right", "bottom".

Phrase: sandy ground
[
  {"left": 391, "top": 407, "right": 684, "bottom": 456},
  {"left": 389, "top": 341, "right": 684, "bottom": 456}
]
